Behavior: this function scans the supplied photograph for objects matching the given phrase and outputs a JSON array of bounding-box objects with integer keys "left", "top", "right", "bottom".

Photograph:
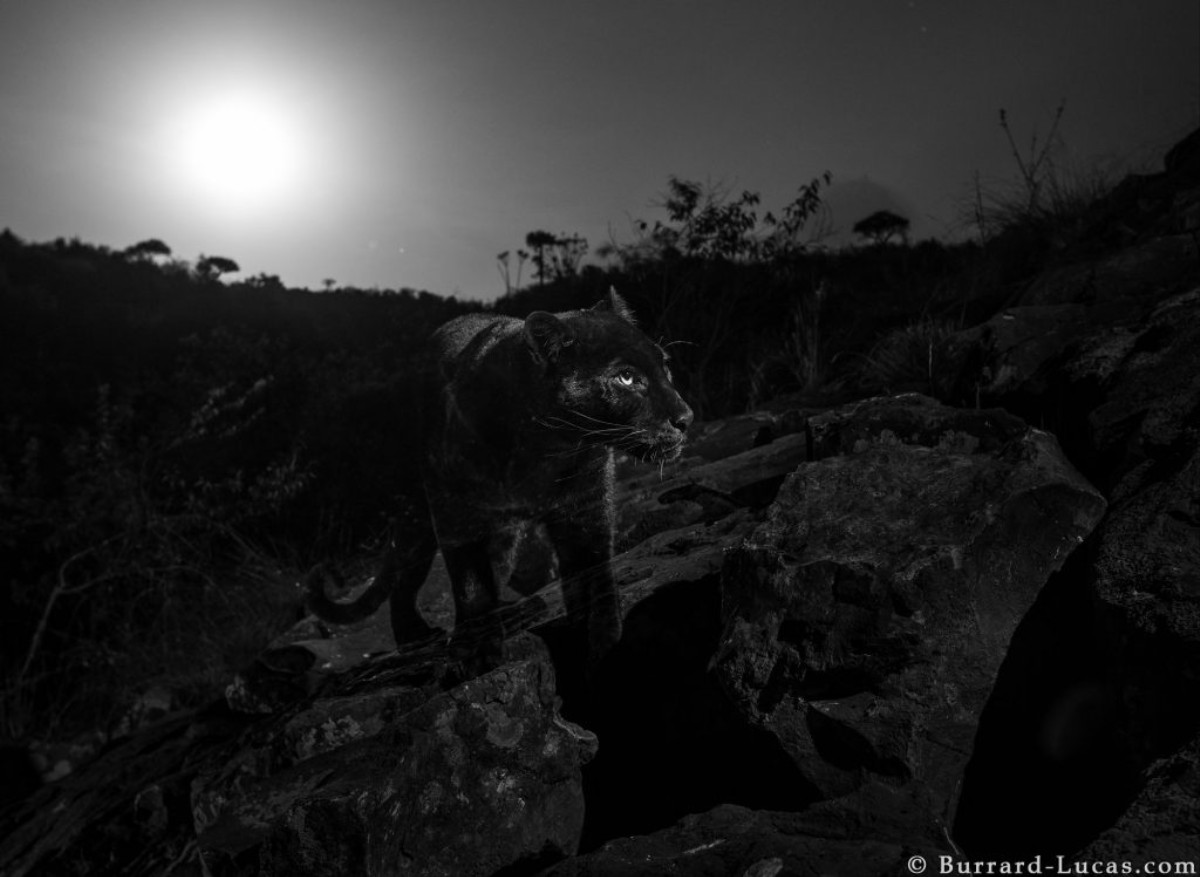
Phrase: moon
[{"left": 161, "top": 89, "right": 307, "bottom": 218}]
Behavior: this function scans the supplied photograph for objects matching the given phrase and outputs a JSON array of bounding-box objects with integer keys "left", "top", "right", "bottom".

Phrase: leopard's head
[{"left": 524, "top": 288, "right": 693, "bottom": 463}]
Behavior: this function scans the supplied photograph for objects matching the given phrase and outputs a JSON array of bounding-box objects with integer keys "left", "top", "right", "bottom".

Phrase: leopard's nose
[{"left": 671, "top": 404, "right": 694, "bottom": 433}]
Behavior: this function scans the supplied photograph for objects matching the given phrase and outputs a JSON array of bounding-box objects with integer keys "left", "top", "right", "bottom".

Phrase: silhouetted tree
[
  {"left": 496, "top": 251, "right": 512, "bottom": 295},
  {"left": 524, "top": 231, "right": 557, "bottom": 285},
  {"left": 243, "top": 273, "right": 285, "bottom": 291},
  {"left": 123, "top": 238, "right": 172, "bottom": 261},
  {"left": 515, "top": 249, "right": 529, "bottom": 290},
  {"left": 853, "top": 210, "right": 911, "bottom": 247},
  {"left": 548, "top": 234, "right": 588, "bottom": 280},
  {"left": 659, "top": 177, "right": 761, "bottom": 260},
  {"left": 762, "top": 172, "right": 835, "bottom": 258},
  {"left": 607, "top": 172, "right": 832, "bottom": 266},
  {"left": 195, "top": 254, "right": 240, "bottom": 281}
]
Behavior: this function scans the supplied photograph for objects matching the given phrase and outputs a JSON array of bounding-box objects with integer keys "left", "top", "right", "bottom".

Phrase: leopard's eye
[{"left": 615, "top": 368, "right": 637, "bottom": 388}]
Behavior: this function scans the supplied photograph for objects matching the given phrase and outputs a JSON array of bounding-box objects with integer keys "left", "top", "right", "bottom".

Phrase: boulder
[
  {"left": 1015, "top": 233, "right": 1196, "bottom": 315},
  {"left": 944, "top": 303, "right": 1092, "bottom": 400},
  {"left": 1079, "top": 731, "right": 1200, "bottom": 865},
  {"left": 195, "top": 634, "right": 595, "bottom": 876},
  {"left": 712, "top": 395, "right": 1106, "bottom": 825},
  {"left": 959, "top": 286, "right": 1200, "bottom": 858}
]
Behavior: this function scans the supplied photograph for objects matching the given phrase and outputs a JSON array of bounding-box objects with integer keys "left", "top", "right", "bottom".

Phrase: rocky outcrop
[
  {"left": 0, "top": 408, "right": 811, "bottom": 877},
  {"left": 948, "top": 125, "right": 1200, "bottom": 405},
  {"left": 711, "top": 395, "right": 1106, "bottom": 826},
  {"left": 1080, "top": 732, "right": 1200, "bottom": 864},
  {"left": 955, "top": 284, "right": 1200, "bottom": 858},
  {"left": 0, "top": 391, "right": 1137, "bottom": 876},
  {"left": 951, "top": 130, "right": 1200, "bottom": 860},
  {"left": 5, "top": 128, "right": 1200, "bottom": 877},
  {"left": 198, "top": 634, "right": 594, "bottom": 876}
]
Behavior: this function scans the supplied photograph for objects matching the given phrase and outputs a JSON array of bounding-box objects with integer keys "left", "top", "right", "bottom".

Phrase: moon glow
[{"left": 162, "top": 90, "right": 306, "bottom": 217}]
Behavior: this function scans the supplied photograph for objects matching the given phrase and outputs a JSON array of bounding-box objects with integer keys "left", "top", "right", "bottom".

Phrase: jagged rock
[
  {"left": 1079, "top": 732, "right": 1200, "bottom": 864},
  {"left": 0, "top": 638, "right": 596, "bottom": 877},
  {"left": 944, "top": 304, "right": 1092, "bottom": 400},
  {"left": 712, "top": 394, "right": 1106, "bottom": 824},
  {"left": 538, "top": 783, "right": 948, "bottom": 877},
  {"left": 942, "top": 128, "right": 1200, "bottom": 410},
  {"left": 615, "top": 432, "right": 807, "bottom": 549},
  {"left": 194, "top": 633, "right": 595, "bottom": 876},
  {"left": 807, "top": 393, "right": 1029, "bottom": 457},
  {"left": 1016, "top": 233, "right": 1197, "bottom": 315},
  {"left": 960, "top": 285, "right": 1200, "bottom": 858},
  {"left": 672, "top": 408, "right": 809, "bottom": 463},
  {"left": 0, "top": 709, "right": 252, "bottom": 877}
]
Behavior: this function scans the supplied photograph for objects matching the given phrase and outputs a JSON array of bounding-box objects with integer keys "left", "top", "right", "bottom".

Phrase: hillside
[{"left": 2, "top": 127, "right": 1199, "bottom": 874}]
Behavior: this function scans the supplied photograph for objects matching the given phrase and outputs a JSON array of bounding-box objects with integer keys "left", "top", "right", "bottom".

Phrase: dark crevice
[
  {"left": 489, "top": 842, "right": 566, "bottom": 877},
  {"left": 952, "top": 541, "right": 1141, "bottom": 859},
  {"left": 806, "top": 708, "right": 911, "bottom": 780},
  {"left": 540, "top": 576, "right": 819, "bottom": 853},
  {"left": 793, "top": 665, "right": 881, "bottom": 702},
  {"left": 730, "top": 474, "right": 788, "bottom": 508}
]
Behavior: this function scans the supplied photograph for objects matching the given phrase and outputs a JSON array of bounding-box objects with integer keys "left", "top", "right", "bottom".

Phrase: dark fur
[{"left": 307, "top": 290, "right": 693, "bottom": 666}]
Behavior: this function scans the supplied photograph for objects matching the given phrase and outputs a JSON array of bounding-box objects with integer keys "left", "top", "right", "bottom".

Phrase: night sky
[{"left": 2, "top": 1, "right": 1196, "bottom": 299}]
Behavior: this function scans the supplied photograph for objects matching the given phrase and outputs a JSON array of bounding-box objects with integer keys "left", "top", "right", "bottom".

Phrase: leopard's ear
[
  {"left": 591, "top": 286, "right": 637, "bottom": 324},
  {"left": 524, "top": 311, "right": 575, "bottom": 366}
]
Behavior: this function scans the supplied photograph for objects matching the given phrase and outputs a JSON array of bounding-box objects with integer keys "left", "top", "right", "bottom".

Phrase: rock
[
  {"left": 1079, "top": 732, "right": 1200, "bottom": 864},
  {"left": 712, "top": 394, "right": 1106, "bottom": 825},
  {"left": 539, "top": 783, "right": 948, "bottom": 877},
  {"left": 954, "top": 289, "right": 1200, "bottom": 857},
  {"left": 1010, "top": 285, "right": 1200, "bottom": 706},
  {"left": 615, "top": 433, "right": 807, "bottom": 550},
  {"left": 0, "top": 709, "right": 251, "bottom": 877},
  {"left": 671, "top": 408, "right": 809, "bottom": 463},
  {"left": 940, "top": 127, "right": 1200, "bottom": 412},
  {"left": 807, "top": 392, "right": 1029, "bottom": 457},
  {"left": 0, "top": 637, "right": 596, "bottom": 877},
  {"left": 194, "top": 633, "right": 595, "bottom": 876},
  {"left": 944, "top": 304, "right": 1093, "bottom": 401},
  {"left": 1016, "top": 234, "right": 1197, "bottom": 315}
]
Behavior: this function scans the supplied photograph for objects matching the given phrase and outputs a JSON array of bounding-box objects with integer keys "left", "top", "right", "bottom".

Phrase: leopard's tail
[
  {"left": 306, "top": 512, "right": 439, "bottom": 634},
  {"left": 305, "top": 560, "right": 393, "bottom": 624}
]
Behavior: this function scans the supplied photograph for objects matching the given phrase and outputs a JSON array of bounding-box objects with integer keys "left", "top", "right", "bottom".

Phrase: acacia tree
[
  {"left": 195, "top": 254, "right": 240, "bottom": 281},
  {"left": 123, "top": 238, "right": 172, "bottom": 262},
  {"left": 852, "top": 210, "right": 911, "bottom": 247}
]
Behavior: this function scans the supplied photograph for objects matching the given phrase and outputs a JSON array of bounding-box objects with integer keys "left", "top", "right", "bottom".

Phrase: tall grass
[{"left": 968, "top": 103, "right": 1124, "bottom": 249}]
